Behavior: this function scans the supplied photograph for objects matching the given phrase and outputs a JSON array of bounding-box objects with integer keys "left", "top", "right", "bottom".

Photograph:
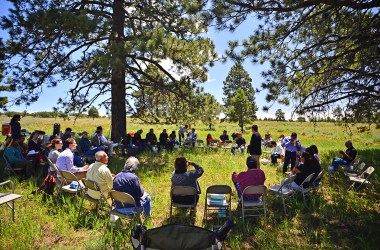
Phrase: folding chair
[
  {"left": 312, "top": 170, "right": 324, "bottom": 195},
  {"left": 57, "top": 170, "right": 83, "bottom": 199},
  {"left": 196, "top": 139, "right": 205, "bottom": 150},
  {"left": 348, "top": 166, "right": 375, "bottom": 191},
  {"left": 109, "top": 190, "right": 141, "bottom": 224},
  {"left": 170, "top": 186, "right": 197, "bottom": 223},
  {"left": 204, "top": 185, "right": 232, "bottom": 220},
  {"left": 0, "top": 180, "right": 22, "bottom": 221},
  {"left": 208, "top": 139, "right": 219, "bottom": 150},
  {"left": 2, "top": 154, "right": 24, "bottom": 180},
  {"left": 240, "top": 185, "right": 267, "bottom": 227},
  {"left": 78, "top": 178, "right": 109, "bottom": 220},
  {"left": 221, "top": 140, "right": 233, "bottom": 152},
  {"left": 344, "top": 162, "right": 366, "bottom": 178},
  {"left": 269, "top": 174, "right": 297, "bottom": 214},
  {"left": 290, "top": 173, "right": 315, "bottom": 202}
]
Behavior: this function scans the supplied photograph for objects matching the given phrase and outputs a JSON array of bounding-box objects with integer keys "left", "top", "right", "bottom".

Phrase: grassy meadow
[{"left": 0, "top": 116, "right": 379, "bottom": 249}]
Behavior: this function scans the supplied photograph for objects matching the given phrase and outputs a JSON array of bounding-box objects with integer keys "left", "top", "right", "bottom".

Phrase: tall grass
[{"left": 0, "top": 116, "right": 379, "bottom": 249}]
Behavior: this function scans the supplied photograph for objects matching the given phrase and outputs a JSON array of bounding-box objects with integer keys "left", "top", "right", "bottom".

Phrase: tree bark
[{"left": 110, "top": 0, "right": 126, "bottom": 142}]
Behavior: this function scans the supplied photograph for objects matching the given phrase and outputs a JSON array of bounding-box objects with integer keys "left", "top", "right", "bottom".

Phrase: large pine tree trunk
[{"left": 110, "top": 0, "right": 126, "bottom": 142}]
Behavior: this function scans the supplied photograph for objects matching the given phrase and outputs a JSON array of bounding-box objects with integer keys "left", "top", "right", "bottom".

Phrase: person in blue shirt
[
  {"left": 4, "top": 135, "right": 33, "bottom": 179},
  {"left": 113, "top": 157, "right": 151, "bottom": 217},
  {"left": 281, "top": 132, "right": 302, "bottom": 173},
  {"left": 78, "top": 131, "right": 105, "bottom": 156}
]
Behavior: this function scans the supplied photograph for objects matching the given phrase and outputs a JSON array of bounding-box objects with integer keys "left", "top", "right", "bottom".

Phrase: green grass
[{"left": 0, "top": 116, "right": 380, "bottom": 249}]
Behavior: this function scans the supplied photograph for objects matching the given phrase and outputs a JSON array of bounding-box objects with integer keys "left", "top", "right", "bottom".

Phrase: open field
[{"left": 0, "top": 116, "right": 379, "bottom": 249}]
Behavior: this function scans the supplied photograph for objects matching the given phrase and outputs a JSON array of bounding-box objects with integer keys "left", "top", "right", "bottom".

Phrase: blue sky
[{"left": 0, "top": 0, "right": 292, "bottom": 119}]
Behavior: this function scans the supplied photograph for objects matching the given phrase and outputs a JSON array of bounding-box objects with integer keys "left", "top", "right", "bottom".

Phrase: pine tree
[
  {"left": 222, "top": 61, "right": 258, "bottom": 120},
  {"left": 1, "top": 0, "right": 217, "bottom": 140},
  {"left": 229, "top": 88, "right": 252, "bottom": 132}
]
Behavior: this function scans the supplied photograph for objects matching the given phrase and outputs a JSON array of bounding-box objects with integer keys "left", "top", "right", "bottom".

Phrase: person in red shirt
[{"left": 232, "top": 156, "right": 266, "bottom": 200}]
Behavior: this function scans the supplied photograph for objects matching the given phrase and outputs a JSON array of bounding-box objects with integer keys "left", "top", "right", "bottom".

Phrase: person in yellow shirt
[{"left": 86, "top": 151, "right": 113, "bottom": 199}]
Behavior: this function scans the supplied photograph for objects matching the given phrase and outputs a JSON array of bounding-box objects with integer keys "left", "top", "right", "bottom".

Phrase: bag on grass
[{"left": 39, "top": 175, "right": 56, "bottom": 195}]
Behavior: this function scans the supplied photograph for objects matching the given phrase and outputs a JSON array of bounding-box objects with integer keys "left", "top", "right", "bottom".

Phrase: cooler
[{"left": 2, "top": 123, "right": 11, "bottom": 136}]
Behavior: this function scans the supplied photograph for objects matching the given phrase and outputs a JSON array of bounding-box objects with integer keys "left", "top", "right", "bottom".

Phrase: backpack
[{"left": 39, "top": 175, "right": 56, "bottom": 195}]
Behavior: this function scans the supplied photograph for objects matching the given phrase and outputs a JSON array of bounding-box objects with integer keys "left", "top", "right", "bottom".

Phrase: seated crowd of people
[{"left": 2, "top": 115, "right": 357, "bottom": 219}]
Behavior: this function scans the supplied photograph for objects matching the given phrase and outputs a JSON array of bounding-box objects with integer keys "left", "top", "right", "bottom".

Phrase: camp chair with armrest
[
  {"left": 269, "top": 174, "right": 297, "bottom": 215},
  {"left": 240, "top": 185, "right": 267, "bottom": 227},
  {"left": 57, "top": 170, "right": 83, "bottom": 199},
  {"left": 0, "top": 180, "right": 22, "bottom": 221},
  {"left": 170, "top": 186, "right": 197, "bottom": 223},
  {"left": 290, "top": 173, "right": 315, "bottom": 202},
  {"left": 109, "top": 190, "right": 141, "bottom": 224},
  {"left": 348, "top": 166, "right": 375, "bottom": 191},
  {"left": 130, "top": 221, "right": 233, "bottom": 250},
  {"left": 77, "top": 178, "right": 109, "bottom": 220},
  {"left": 204, "top": 185, "right": 232, "bottom": 221}
]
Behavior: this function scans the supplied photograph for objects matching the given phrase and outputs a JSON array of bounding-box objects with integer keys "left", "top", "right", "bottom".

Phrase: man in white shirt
[
  {"left": 270, "top": 141, "right": 284, "bottom": 165},
  {"left": 86, "top": 151, "right": 113, "bottom": 200}
]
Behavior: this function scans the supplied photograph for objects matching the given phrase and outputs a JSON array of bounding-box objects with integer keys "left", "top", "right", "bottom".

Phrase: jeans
[
  {"left": 116, "top": 193, "right": 151, "bottom": 217},
  {"left": 330, "top": 157, "right": 349, "bottom": 171},
  {"left": 271, "top": 153, "right": 281, "bottom": 164}
]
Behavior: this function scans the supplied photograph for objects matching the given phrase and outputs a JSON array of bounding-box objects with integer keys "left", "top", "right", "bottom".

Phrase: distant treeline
[{"left": 0, "top": 111, "right": 106, "bottom": 119}]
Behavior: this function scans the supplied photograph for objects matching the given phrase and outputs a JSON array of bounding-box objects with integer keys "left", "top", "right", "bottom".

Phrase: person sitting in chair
[
  {"left": 288, "top": 150, "right": 321, "bottom": 189},
  {"left": 79, "top": 131, "right": 105, "bottom": 156},
  {"left": 56, "top": 138, "right": 89, "bottom": 180},
  {"left": 171, "top": 157, "right": 204, "bottom": 205},
  {"left": 270, "top": 141, "right": 284, "bottom": 165},
  {"left": 86, "top": 151, "right": 113, "bottom": 200},
  {"left": 113, "top": 157, "right": 151, "bottom": 217},
  {"left": 4, "top": 135, "right": 33, "bottom": 179},
  {"left": 328, "top": 140, "right": 357, "bottom": 172},
  {"left": 219, "top": 130, "right": 229, "bottom": 143},
  {"left": 232, "top": 156, "right": 265, "bottom": 201}
]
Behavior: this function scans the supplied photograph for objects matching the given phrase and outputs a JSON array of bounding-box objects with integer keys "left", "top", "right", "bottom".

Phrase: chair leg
[
  {"left": 348, "top": 182, "right": 355, "bottom": 190},
  {"left": 77, "top": 196, "right": 85, "bottom": 222},
  {"left": 169, "top": 204, "right": 172, "bottom": 223},
  {"left": 282, "top": 196, "right": 287, "bottom": 215}
]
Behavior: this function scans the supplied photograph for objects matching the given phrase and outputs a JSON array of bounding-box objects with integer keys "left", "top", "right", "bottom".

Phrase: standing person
[
  {"left": 4, "top": 135, "right": 33, "bottom": 179},
  {"left": 56, "top": 138, "right": 89, "bottom": 180},
  {"left": 86, "top": 151, "right": 113, "bottom": 200},
  {"left": 171, "top": 157, "right": 204, "bottom": 205},
  {"left": 178, "top": 125, "right": 189, "bottom": 146},
  {"left": 232, "top": 156, "right": 265, "bottom": 200},
  {"left": 187, "top": 128, "right": 197, "bottom": 147},
  {"left": 10, "top": 114, "right": 21, "bottom": 139},
  {"left": 328, "top": 140, "right": 357, "bottom": 172},
  {"left": 281, "top": 132, "right": 301, "bottom": 173},
  {"left": 113, "top": 157, "right": 151, "bottom": 217},
  {"left": 248, "top": 125, "right": 262, "bottom": 168}
]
